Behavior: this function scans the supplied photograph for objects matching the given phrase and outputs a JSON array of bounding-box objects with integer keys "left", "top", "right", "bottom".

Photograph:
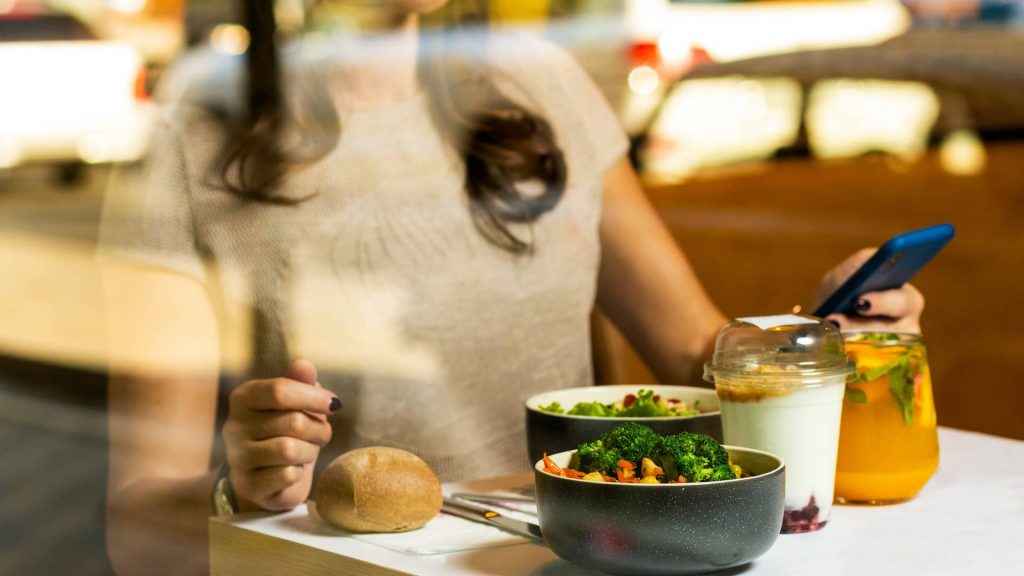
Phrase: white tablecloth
[{"left": 220, "top": 427, "right": 1024, "bottom": 575}]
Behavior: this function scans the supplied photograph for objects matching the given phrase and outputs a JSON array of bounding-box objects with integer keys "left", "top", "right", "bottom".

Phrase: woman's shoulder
[
  {"left": 485, "top": 29, "right": 578, "bottom": 71},
  {"left": 484, "top": 29, "right": 628, "bottom": 183},
  {"left": 155, "top": 46, "right": 245, "bottom": 122},
  {"left": 484, "top": 30, "right": 592, "bottom": 107}
]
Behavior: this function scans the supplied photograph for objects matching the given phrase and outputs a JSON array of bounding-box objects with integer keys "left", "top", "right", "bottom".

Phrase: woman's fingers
[
  {"left": 828, "top": 313, "right": 921, "bottom": 334},
  {"left": 817, "top": 248, "right": 926, "bottom": 334},
  {"left": 231, "top": 436, "right": 320, "bottom": 470},
  {"left": 222, "top": 359, "right": 339, "bottom": 511},
  {"left": 287, "top": 358, "right": 318, "bottom": 386},
  {"left": 228, "top": 410, "right": 333, "bottom": 446},
  {"left": 231, "top": 465, "right": 306, "bottom": 510},
  {"left": 230, "top": 376, "right": 339, "bottom": 416},
  {"left": 286, "top": 358, "right": 330, "bottom": 423},
  {"left": 226, "top": 435, "right": 319, "bottom": 510},
  {"left": 855, "top": 284, "right": 925, "bottom": 320},
  {"left": 816, "top": 247, "right": 876, "bottom": 306},
  {"left": 826, "top": 283, "right": 924, "bottom": 334},
  {"left": 246, "top": 465, "right": 304, "bottom": 495}
]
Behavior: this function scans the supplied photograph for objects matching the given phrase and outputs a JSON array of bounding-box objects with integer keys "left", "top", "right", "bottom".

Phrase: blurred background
[{"left": 1, "top": 0, "right": 1021, "bottom": 573}]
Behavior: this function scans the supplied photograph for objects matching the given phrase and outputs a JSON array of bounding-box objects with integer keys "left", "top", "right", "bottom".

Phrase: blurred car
[
  {"left": 0, "top": 11, "right": 154, "bottom": 180},
  {"left": 532, "top": 1, "right": 911, "bottom": 136},
  {"left": 636, "top": 25, "right": 1024, "bottom": 181},
  {"left": 612, "top": 0, "right": 913, "bottom": 133}
]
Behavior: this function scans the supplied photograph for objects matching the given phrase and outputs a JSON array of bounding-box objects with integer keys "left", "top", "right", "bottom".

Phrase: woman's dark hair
[{"left": 222, "top": 0, "right": 567, "bottom": 253}]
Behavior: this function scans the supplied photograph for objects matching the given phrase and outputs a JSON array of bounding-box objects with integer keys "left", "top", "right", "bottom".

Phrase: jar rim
[
  {"left": 703, "top": 358, "right": 855, "bottom": 384},
  {"left": 842, "top": 331, "right": 924, "bottom": 345}
]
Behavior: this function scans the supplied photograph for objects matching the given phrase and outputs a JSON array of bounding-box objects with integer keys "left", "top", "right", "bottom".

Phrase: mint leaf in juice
[
  {"left": 847, "top": 334, "right": 920, "bottom": 425},
  {"left": 886, "top": 354, "right": 919, "bottom": 425},
  {"left": 844, "top": 386, "right": 868, "bottom": 404}
]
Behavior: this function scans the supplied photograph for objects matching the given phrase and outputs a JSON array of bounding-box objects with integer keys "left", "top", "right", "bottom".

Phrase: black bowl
[
  {"left": 525, "top": 385, "right": 722, "bottom": 466},
  {"left": 535, "top": 447, "right": 784, "bottom": 576}
]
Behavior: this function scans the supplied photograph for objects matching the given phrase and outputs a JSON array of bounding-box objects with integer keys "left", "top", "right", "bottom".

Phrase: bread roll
[{"left": 315, "top": 447, "right": 442, "bottom": 533}]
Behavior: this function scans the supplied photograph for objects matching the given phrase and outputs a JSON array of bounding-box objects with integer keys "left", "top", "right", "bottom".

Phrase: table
[{"left": 210, "top": 427, "right": 1024, "bottom": 575}]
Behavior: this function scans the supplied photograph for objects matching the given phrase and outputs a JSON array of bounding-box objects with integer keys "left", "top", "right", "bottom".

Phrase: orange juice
[{"left": 835, "top": 333, "right": 938, "bottom": 504}]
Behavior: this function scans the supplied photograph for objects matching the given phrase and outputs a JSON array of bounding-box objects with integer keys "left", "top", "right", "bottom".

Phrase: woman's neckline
[{"left": 341, "top": 89, "right": 431, "bottom": 126}]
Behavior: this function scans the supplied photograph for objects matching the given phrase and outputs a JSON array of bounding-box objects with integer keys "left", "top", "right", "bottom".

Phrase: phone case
[{"left": 813, "top": 223, "right": 955, "bottom": 317}]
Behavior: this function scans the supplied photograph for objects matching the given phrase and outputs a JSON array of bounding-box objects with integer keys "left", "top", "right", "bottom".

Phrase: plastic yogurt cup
[{"left": 704, "top": 314, "right": 854, "bottom": 534}]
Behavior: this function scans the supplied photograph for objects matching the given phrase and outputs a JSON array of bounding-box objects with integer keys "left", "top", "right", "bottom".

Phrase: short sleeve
[
  {"left": 488, "top": 32, "right": 630, "bottom": 184},
  {"left": 98, "top": 115, "right": 207, "bottom": 281}
]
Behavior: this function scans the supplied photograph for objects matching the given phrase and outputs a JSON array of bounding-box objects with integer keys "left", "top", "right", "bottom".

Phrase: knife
[
  {"left": 449, "top": 492, "right": 539, "bottom": 517},
  {"left": 450, "top": 491, "right": 538, "bottom": 505},
  {"left": 441, "top": 497, "right": 544, "bottom": 542},
  {"left": 454, "top": 487, "right": 540, "bottom": 502}
]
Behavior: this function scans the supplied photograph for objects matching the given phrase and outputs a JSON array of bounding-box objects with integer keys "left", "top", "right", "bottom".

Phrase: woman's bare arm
[
  {"left": 104, "top": 263, "right": 337, "bottom": 575},
  {"left": 104, "top": 264, "right": 222, "bottom": 575},
  {"left": 596, "top": 158, "right": 927, "bottom": 385},
  {"left": 596, "top": 157, "right": 727, "bottom": 386}
]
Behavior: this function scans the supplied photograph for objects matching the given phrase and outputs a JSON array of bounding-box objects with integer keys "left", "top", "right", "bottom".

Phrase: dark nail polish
[
  {"left": 855, "top": 298, "right": 871, "bottom": 313},
  {"left": 329, "top": 397, "right": 342, "bottom": 413},
  {"left": 827, "top": 319, "right": 841, "bottom": 330}
]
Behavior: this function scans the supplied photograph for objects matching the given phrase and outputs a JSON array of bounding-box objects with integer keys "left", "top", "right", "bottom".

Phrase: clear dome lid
[{"left": 703, "top": 314, "right": 854, "bottom": 384}]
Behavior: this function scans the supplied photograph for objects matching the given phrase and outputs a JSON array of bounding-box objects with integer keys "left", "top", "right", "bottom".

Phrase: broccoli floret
[
  {"left": 573, "top": 425, "right": 736, "bottom": 482},
  {"left": 575, "top": 439, "right": 621, "bottom": 474},
  {"left": 602, "top": 422, "right": 660, "bottom": 462},
  {"left": 655, "top": 432, "right": 736, "bottom": 483},
  {"left": 575, "top": 423, "right": 660, "bottom": 474},
  {"left": 709, "top": 464, "right": 737, "bottom": 482}
]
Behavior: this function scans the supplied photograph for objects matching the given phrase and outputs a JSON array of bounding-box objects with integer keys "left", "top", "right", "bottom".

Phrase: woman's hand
[
  {"left": 222, "top": 359, "right": 340, "bottom": 512},
  {"left": 817, "top": 248, "right": 925, "bottom": 334}
]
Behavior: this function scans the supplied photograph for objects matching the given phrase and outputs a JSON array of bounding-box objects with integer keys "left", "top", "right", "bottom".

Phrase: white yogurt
[{"left": 718, "top": 377, "right": 845, "bottom": 533}]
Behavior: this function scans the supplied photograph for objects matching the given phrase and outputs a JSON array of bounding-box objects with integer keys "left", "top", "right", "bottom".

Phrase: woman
[{"left": 101, "top": 1, "right": 923, "bottom": 574}]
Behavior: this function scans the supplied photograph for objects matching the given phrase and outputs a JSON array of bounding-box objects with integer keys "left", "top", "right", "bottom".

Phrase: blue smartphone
[{"left": 813, "top": 223, "right": 955, "bottom": 317}]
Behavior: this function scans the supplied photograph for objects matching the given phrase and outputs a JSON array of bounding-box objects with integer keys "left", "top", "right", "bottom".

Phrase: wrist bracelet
[{"left": 211, "top": 462, "right": 237, "bottom": 517}]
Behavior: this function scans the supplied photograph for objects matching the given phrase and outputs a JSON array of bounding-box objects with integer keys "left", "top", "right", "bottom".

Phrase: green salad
[{"left": 538, "top": 389, "right": 701, "bottom": 418}]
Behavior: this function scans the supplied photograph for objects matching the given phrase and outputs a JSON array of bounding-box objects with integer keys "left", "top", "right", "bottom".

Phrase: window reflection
[{"left": 0, "top": 2, "right": 1021, "bottom": 575}]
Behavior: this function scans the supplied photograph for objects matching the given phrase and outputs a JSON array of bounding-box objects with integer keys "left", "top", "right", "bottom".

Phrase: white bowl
[{"left": 524, "top": 385, "right": 721, "bottom": 465}]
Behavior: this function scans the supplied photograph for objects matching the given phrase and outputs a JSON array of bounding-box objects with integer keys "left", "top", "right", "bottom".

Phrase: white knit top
[{"left": 101, "top": 31, "right": 628, "bottom": 481}]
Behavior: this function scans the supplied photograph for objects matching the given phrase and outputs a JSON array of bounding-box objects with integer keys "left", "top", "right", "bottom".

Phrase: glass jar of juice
[{"left": 835, "top": 332, "right": 939, "bottom": 504}]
